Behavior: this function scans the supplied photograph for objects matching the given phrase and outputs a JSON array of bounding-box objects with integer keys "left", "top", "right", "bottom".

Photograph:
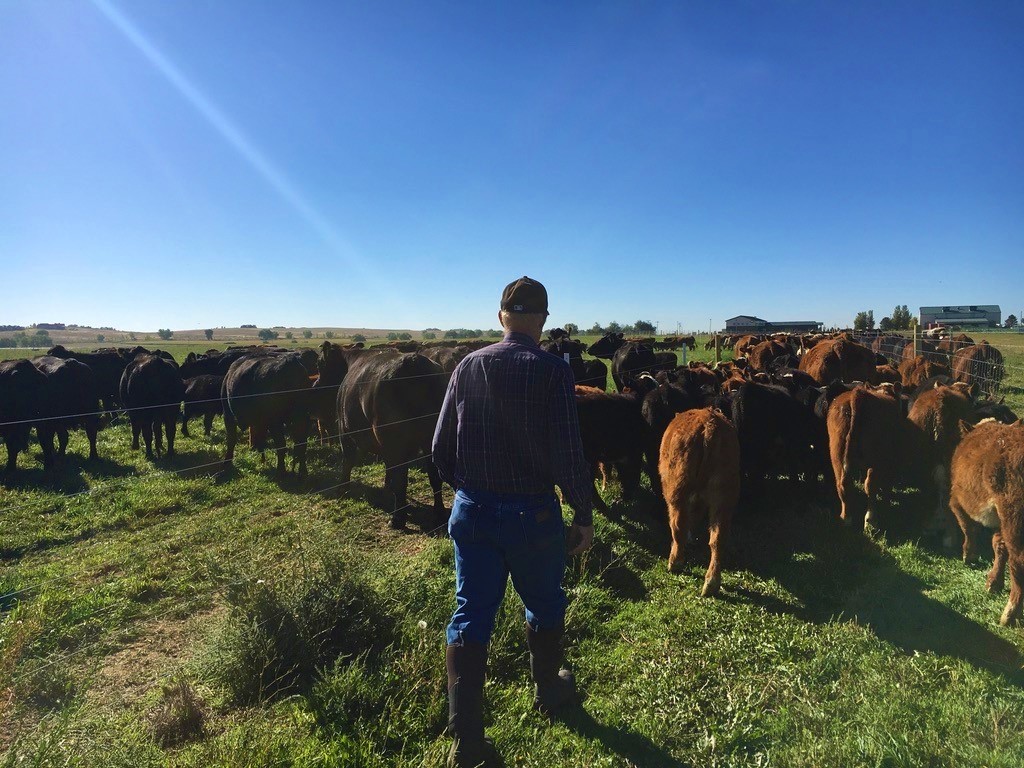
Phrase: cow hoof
[
  {"left": 390, "top": 514, "right": 407, "bottom": 530},
  {"left": 701, "top": 577, "right": 721, "bottom": 598},
  {"left": 1000, "top": 605, "right": 1020, "bottom": 626},
  {"left": 987, "top": 579, "right": 1004, "bottom": 596},
  {"left": 667, "top": 560, "right": 684, "bottom": 575}
]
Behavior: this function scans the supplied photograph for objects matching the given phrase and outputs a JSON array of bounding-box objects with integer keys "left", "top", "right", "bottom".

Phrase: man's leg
[
  {"left": 446, "top": 492, "right": 506, "bottom": 767},
  {"left": 505, "top": 496, "right": 577, "bottom": 717}
]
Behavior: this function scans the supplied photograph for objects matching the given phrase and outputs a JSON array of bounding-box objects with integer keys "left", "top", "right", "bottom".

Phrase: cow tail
[{"left": 840, "top": 394, "right": 857, "bottom": 475}]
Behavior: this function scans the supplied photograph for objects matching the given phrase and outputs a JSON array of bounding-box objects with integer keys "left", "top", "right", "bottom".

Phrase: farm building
[
  {"left": 724, "top": 316, "right": 823, "bottom": 334},
  {"left": 919, "top": 305, "right": 1000, "bottom": 329}
]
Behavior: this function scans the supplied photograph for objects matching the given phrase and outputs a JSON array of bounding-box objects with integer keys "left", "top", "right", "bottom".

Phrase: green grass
[{"left": 4, "top": 388, "right": 1024, "bottom": 767}]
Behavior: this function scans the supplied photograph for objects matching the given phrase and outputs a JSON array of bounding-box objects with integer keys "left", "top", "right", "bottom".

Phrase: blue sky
[{"left": 2, "top": 1, "right": 1022, "bottom": 332}]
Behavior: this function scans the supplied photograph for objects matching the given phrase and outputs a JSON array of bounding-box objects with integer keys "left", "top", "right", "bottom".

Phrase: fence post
[
  {"left": 681, "top": 343, "right": 687, "bottom": 367},
  {"left": 714, "top": 333, "right": 720, "bottom": 364},
  {"left": 913, "top": 324, "right": 919, "bottom": 358}
]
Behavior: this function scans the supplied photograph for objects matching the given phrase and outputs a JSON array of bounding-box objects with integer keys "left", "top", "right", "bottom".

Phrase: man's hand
[{"left": 567, "top": 524, "right": 595, "bottom": 556}]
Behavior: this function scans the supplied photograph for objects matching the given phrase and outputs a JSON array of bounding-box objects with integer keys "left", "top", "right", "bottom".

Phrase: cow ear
[{"left": 958, "top": 419, "right": 974, "bottom": 437}]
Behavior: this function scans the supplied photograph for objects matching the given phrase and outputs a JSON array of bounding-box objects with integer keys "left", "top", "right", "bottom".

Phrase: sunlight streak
[{"left": 91, "top": 0, "right": 391, "bottom": 299}]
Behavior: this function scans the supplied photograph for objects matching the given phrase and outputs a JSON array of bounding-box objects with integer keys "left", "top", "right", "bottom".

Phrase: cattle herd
[{"left": 1, "top": 327, "right": 1022, "bottom": 625}]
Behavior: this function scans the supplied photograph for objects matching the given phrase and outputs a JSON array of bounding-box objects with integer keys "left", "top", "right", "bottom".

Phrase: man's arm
[
  {"left": 548, "top": 364, "right": 593, "bottom": 528},
  {"left": 431, "top": 366, "right": 459, "bottom": 487}
]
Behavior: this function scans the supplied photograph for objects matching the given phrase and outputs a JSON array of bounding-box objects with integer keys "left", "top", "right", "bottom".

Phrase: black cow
[
  {"left": 730, "top": 381, "right": 827, "bottom": 497},
  {"left": 120, "top": 354, "right": 185, "bottom": 459},
  {"left": 640, "top": 382, "right": 702, "bottom": 496},
  {"left": 32, "top": 356, "right": 101, "bottom": 463},
  {"left": 180, "top": 347, "right": 254, "bottom": 379},
  {"left": 46, "top": 344, "right": 132, "bottom": 412},
  {"left": 0, "top": 359, "right": 54, "bottom": 471},
  {"left": 574, "top": 385, "right": 650, "bottom": 515},
  {"left": 182, "top": 375, "right": 224, "bottom": 437},
  {"left": 587, "top": 333, "right": 659, "bottom": 392},
  {"left": 541, "top": 338, "right": 608, "bottom": 390},
  {"left": 222, "top": 352, "right": 312, "bottom": 476},
  {"left": 337, "top": 351, "right": 447, "bottom": 529}
]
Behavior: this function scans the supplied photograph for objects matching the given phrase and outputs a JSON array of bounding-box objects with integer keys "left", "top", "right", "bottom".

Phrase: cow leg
[
  {"left": 988, "top": 531, "right": 1007, "bottom": 595},
  {"left": 268, "top": 423, "right": 287, "bottom": 476},
  {"left": 338, "top": 437, "right": 356, "bottom": 494},
  {"left": 56, "top": 427, "right": 69, "bottom": 458},
  {"left": 37, "top": 426, "right": 55, "bottom": 470},
  {"left": 85, "top": 416, "right": 99, "bottom": 460},
  {"left": 862, "top": 468, "right": 879, "bottom": 532},
  {"left": 950, "top": 502, "right": 979, "bottom": 563},
  {"left": 666, "top": 494, "right": 690, "bottom": 574},
  {"left": 204, "top": 412, "right": 214, "bottom": 436},
  {"left": 427, "top": 461, "right": 447, "bottom": 528},
  {"left": 590, "top": 475, "right": 611, "bottom": 517},
  {"left": 164, "top": 414, "right": 176, "bottom": 457},
  {"left": 386, "top": 463, "right": 410, "bottom": 529},
  {"left": 154, "top": 420, "right": 164, "bottom": 458},
  {"left": 181, "top": 410, "right": 191, "bottom": 438},
  {"left": 130, "top": 419, "right": 140, "bottom": 450},
  {"left": 703, "top": 501, "right": 731, "bottom": 597},
  {"left": 1000, "top": 549, "right": 1024, "bottom": 627},
  {"left": 142, "top": 422, "right": 154, "bottom": 460},
  {"left": 290, "top": 417, "right": 309, "bottom": 477},
  {"left": 619, "top": 456, "right": 642, "bottom": 503}
]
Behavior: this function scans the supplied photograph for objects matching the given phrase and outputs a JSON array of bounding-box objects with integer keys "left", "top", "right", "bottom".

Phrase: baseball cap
[{"left": 500, "top": 276, "right": 549, "bottom": 314}]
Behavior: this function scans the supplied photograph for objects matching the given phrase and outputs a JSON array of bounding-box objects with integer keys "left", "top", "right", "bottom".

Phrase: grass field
[{"left": 3, "top": 335, "right": 1024, "bottom": 766}]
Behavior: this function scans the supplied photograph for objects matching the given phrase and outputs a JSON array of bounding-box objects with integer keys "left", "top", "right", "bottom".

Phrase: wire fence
[{"left": 4, "top": 451, "right": 453, "bottom": 688}]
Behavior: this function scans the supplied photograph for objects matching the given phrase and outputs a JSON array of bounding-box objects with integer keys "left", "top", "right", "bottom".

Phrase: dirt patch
[{"left": 86, "top": 605, "right": 225, "bottom": 710}]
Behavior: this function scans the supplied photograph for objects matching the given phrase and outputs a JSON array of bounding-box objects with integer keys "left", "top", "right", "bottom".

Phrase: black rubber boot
[
  {"left": 525, "top": 623, "right": 578, "bottom": 717},
  {"left": 446, "top": 642, "right": 499, "bottom": 768}
]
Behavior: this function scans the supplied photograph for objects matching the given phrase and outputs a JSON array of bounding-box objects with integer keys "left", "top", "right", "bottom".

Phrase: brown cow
[
  {"left": 949, "top": 419, "right": 1024, "bottom": 625},
  {"left": 732, "top": 335, "right": 765, "bottom": 358},
  {"left": 799, "top": 337, "right": 877, "bottom": 385},
  {"left": 827, "top": 387, "right": 930, "bottom": 530},
  {"left": 899, "top": 356, "right": 951, "bottom": 389},
  {"left": 908, "top": 383, "right": 976, "bottom": 543},
  {"left": 952, "top": 342, "right": 1005, "bottom": 397},
  {"left": 747, "top": 340, "right": 790, "bottom": 372},
  {"left": 658, "top": 407, "right": 739, "bottom": 597},
  {"left": 874, "top": 364, "right": 901, "bottom": 386}
]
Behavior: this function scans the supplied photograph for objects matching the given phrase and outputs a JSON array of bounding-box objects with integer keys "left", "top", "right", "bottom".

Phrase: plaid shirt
[{"left": 432, "top": 331, "right": 593, "bottom": 526}]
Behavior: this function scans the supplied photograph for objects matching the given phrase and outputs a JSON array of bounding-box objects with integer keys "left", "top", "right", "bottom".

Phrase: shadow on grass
[
  {"left": 728, "top": 486, "right": 1024, "bottom": 686},
  {"left": 558, "top": 706, "right": 688, "bottom": 767}
]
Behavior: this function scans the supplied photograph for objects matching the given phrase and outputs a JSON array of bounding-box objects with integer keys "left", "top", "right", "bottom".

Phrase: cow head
[{"left": 586, "top": 332, "right": 625, "bottom": 359}]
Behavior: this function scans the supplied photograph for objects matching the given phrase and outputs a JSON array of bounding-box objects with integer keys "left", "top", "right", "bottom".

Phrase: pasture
[{"left": 3, "top": 335, "right": 1024, "bottom": 766}]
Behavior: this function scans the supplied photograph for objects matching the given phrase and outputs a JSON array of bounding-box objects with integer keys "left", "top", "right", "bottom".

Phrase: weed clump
[
  {"left": 149, "top": 678, "right": 206, "bottom": 747},
  {"left": 201, "top": 553, "right": 393, "bottom": 704}
]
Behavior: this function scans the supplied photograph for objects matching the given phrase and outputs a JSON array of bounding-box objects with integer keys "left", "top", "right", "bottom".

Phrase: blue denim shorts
[{"left": 446, "top": 487, "right": 567, "bottom": 645}]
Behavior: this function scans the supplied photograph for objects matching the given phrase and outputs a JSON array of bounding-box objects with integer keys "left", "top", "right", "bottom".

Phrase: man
[{"left": 432, "top": 276, "right": 595, "bottom": 768}]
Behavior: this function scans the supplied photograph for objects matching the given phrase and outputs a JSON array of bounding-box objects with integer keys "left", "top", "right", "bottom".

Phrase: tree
[
  {"left": 633, "top": 320, "right": 656, "bottom": 335},
  {"left": 422, "top": 331, "right": 436, "bottom": 340},
  {"left": 1006, "top": 315, "right": 1018, "bottom": 328},
  {"left": 351, "top": 333, "right": 366, "bottom": 343},
  {"left": 853, "top": 311, "right": 875, "bottom": 331},
  {"left": 564, "top": 323, "right": 579, "bottom": 336},
  {"left": 398, "top": 332, "right": 412, "bottom": 340},
  {"left": 96, "top": 334, "right": 105, "bottom": 343},
  {"left": 387, "top": 332, "right": 399, "bottom": 341},
  {"left": 444, "top": 330, "right": 459, "bottom": 339},
  {"left": 878, "top": 317, "right": 892, "bottom": 332},
  {"left": 258, "top": 328, "right": 279, "bottom": 342},
  {"left": 324, "top": 331, "right": 335, "bottom": 339},
  {"left": 285, "top": 331, "right": 293, "bottom": 340},
  {"left": 157, "top": 328, "right": 173, "bottom": 340},
  {"left": 588, "top": 322, "right": 604, "bottom": 335},
  {"left": 204, "top": 329, "right": 214, "bottom": 340},
  {"left": 606, "top": 321, "right": 622, "bottom": 334},
  {"left": 302, "top": 329, "right": 313, "bottom": 339},
  {"left": 487, "top": 329, "right": 502, "bottom": 338},
  {"left": 889, "top": 305, "right": 912, "bottom": 330}
]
